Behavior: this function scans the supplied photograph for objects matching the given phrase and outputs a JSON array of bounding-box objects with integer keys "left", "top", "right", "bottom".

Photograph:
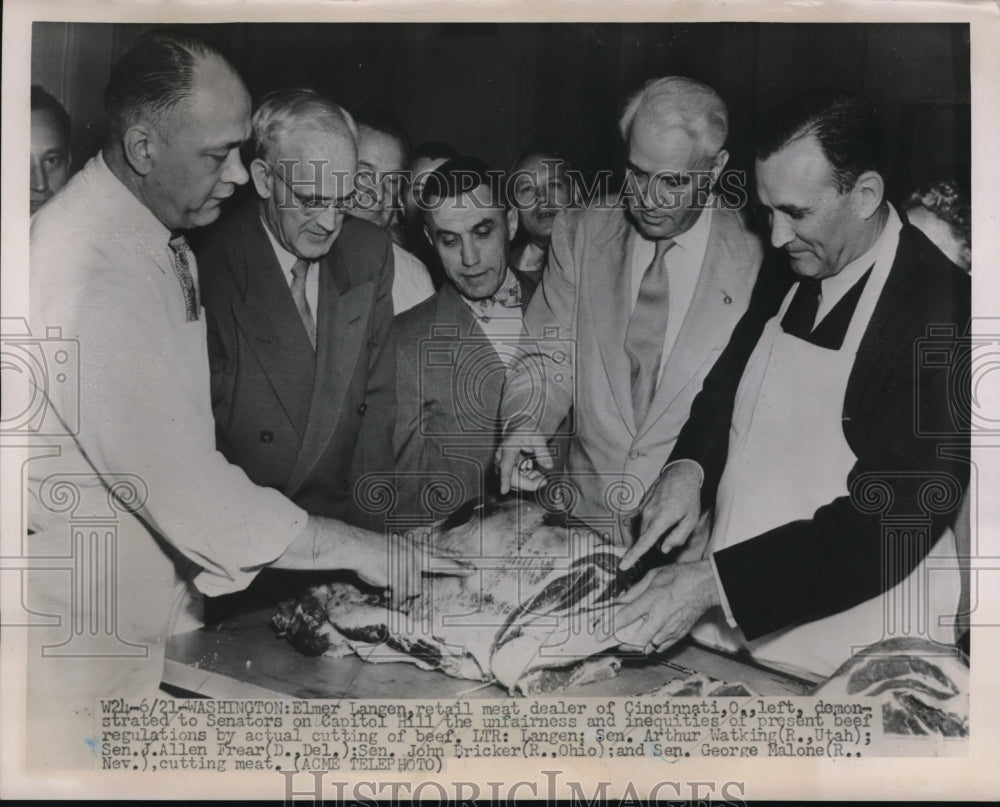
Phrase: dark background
[{"left": 32, "top": 22, "right": 970, "bottom": 210}]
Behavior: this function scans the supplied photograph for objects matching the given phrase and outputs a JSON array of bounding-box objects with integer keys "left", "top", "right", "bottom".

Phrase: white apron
[{"left": 692, "top": 228, "right": 960, "bottom": 678}]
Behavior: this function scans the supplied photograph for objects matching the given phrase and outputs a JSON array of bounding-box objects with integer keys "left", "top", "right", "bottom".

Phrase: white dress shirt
[
  {"left": 460, "top": 267, "right": 525, "bottom": 364},
  {"left": 516, "top": 240, "right": 547, "bottom": 275},
  {"left": 812, "top": 204, "right": 903, "bottom": 326},
  {"left": 629, "top": 205, "right": 714, "bottom": 385}
]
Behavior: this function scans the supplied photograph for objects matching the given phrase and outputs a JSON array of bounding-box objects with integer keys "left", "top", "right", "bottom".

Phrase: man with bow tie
[{"left": 393, "top": 156, "right": 539, "bottom": 516}]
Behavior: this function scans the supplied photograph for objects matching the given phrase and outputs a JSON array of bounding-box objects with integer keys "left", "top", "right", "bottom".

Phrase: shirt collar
[
  {"left": 821, "top": 204, "right": 902, "bottom": 299},
  {"left": 460, "top": 267, "right": 521, "bottom": 318},
  {"left": 518, "top": 241, "right": 547, "bottom": 271},
  {"left": 260, "top": 214, "right": 310, "bottom": 277},
  {"left": 633, "top": 201, "right": 714, "bottom": 256}
]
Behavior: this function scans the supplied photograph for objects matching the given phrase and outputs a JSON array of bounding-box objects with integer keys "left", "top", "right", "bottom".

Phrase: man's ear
[
  {"left": 852, "top": 170, "right": 885, "bottom": 219},
  {"left": 250, "top": 158, "right": 272, "bottom": 199},
  {"left": 506, "top": 207, "right": 519, "bottom": 241},
  {"left": 709, "top": 148, "right": 730, "bottom": 182},
  {"left": 122, "top": 125, "right": 155, "bottom": 177}
]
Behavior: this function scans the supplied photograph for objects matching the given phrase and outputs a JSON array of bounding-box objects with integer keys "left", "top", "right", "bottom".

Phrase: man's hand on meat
[
  {"left": 271, "top": 516, "right": 472, "bottom": 597},
  {"left": 496, "top": 427, "right": 553, "bottom": 493},
  {"left": 619, "top": 459, "right": 704, "bottom": 570},
  {"left": 613, "top": 561, "right": 720, "bottom": 654}
]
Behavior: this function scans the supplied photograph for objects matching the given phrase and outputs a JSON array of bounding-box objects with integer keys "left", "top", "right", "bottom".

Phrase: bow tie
[{"left": 472, "top": 282, "right": 522, "bottom": 322}]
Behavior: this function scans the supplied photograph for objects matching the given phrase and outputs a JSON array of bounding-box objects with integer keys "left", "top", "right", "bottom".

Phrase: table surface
[{"left": 163, "top": 608, "right": 819, "bottom": 700}]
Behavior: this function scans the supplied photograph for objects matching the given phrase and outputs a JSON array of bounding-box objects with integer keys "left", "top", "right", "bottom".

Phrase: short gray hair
[
  {"left": 252, "top": 88, "right": 358, "bottom": 161},
  {"left": 619, "top": 76, "right": 728, "bottom": 160}
]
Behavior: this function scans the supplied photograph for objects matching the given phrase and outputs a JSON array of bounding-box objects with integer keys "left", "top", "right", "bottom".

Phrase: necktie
[
  {"left": 168, "top": 235, "right": 199, "bottom": 322},
  {"left": 290, "top": 258, "right": 317, "bottom": 350},
  {"left": 793, "top": 278, "right": 822, "bottom": 337},
  {"left": 625, "top": 238, "right": 675, "bottom": 428}
]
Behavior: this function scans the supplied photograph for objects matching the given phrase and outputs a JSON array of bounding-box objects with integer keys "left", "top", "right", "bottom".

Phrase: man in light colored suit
[{"left": 498, "top": 76, "right": 763, "bottom": 535}]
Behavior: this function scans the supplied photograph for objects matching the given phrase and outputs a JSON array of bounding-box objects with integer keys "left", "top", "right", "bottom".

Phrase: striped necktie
[
  {"left": 290, "top": 258, "right": 317, "bottom": 350},
  {"left": 624, "top": 238, "right": 675, "bottom": 428},
  {"left": 168, "top": 235, "right": 199, "bottom": 322}
]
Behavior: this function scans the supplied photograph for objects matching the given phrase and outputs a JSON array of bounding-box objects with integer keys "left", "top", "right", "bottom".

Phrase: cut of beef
[
  {"left": 814, "top": 637, "right": 968, "bottom": 737},
  {"left": 640, "top": 673, "right": 756, "bottom": 698},
  {"left": 274, "top": 497, "right": 635, "bottom": 694}
]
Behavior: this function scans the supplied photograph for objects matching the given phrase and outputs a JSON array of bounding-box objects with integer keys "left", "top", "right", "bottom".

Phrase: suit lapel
[
  {"left": 510, "top": 267, "right": 538, "bottom": 312},
  {"left": 847, "top": 226, "right": 917, "bottom": 413},
  {"left": 586, "top": 210, "right": 637, "bottom": 435},
  {"left": 285, "top": 242, "right": 373, "bottom": 497},
  {"left": 230, "top": 210, "right": 316, "bottom": 435},
  {"left": 439, "top": 284, "right": 506, "bottom": 428},
  {"left": 639, "top": 210, "right": 756, "bottom": 439}
]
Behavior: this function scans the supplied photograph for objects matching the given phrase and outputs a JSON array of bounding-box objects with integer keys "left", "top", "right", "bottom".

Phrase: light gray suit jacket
[{"left": 502, "top": 204, "right": 763, "bottom": 532}]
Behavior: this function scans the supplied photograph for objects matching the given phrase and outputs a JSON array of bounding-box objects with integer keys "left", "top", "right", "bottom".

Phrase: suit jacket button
[
  {"left": 260, "top": 430, "right": 274, "bottom": 443},
  {"left": 628, "top": 450, "right": 639, "bottom": 460},
  {"left": 357, "top": 402, "right": 368, "bottom": 414}
]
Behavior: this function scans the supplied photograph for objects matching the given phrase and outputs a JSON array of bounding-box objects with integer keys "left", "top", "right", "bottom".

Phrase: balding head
[
  {"left": 104, "top": 30, "right": 244, "bottom": 144},
  {"left": 102, "top": 29, "right": 251, "bottom": 230}
]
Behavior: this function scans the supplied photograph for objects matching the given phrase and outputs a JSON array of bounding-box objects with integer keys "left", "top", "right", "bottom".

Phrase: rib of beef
[{"left": 273, "top": 497, "right": 641, "bottom": 694}]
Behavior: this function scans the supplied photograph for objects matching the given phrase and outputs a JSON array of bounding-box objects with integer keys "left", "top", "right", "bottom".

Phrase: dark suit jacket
[
  {"left": 196, "top": 201, "right": 396, "bottom": 531},
  {"left": 394, "top": 270, "right": 536, "bottom": 516},
  {"left": 670, "top": 223, "right": 971, "bottom": 640}
]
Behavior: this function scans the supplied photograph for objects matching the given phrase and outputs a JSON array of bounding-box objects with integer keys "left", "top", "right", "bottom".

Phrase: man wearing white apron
[{"left": 616, "top": 93, "right": 970, "bottom": 679}]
